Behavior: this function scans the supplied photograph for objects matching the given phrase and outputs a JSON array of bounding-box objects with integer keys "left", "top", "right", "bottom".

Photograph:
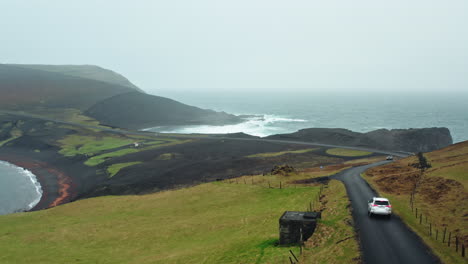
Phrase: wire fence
[{"left": 408, "top": 154, "right": 466, "bottom": 259}]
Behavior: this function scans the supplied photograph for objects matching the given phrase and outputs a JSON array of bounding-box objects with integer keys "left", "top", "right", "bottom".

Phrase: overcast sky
[{"left": 1, "top": 0, "right": 467, "bottom": 94}]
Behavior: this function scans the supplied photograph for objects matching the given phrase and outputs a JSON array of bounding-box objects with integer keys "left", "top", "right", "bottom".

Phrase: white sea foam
[
  {"left": 145, "top": 114, "right": 308, "bottom": 137},
  {"left": 21, "top": 167, "right": 43, "bottom": 210}
]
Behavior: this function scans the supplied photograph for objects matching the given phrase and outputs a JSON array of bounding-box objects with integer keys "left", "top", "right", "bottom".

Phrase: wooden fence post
[
  {"left": 419, "top": 214, "right": 422, "bottom": 224},
  {"left": 416, "top": 208, "right": 418, "bottom": 218},
  {"left": 289, "top": 256, "right": 294, "bottom": 264},
  {"left": 290, "top": 250, "right": 299, "bottom": 262},
  {"left": 436, "top": 229, "right": 438, "bottom": 241},
  {"left": 456, "top": 236, "right": 458, "bottom": 252},
  {"left": 429, "top": 223, "right": 432, "bottom": 236},
  {"left": 462, "top": 244, "right": 465, "bottom": 258},
  {"left": 443, "top": 227, "right": 447, "bottom": 243},
  {"left": 448, "top": 232, "right": 451, "bottom": 247}
]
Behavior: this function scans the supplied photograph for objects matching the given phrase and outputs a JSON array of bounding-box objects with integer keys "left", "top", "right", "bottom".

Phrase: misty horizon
[{"left": 1, "top": 0, "right": 468, "bottom": 95}]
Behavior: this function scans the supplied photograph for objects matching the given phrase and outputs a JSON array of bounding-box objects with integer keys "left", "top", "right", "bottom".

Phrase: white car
[
  {"left": 386, "top": 155, "right": 394, "bottom": 160},
  {"left": 368, "top": 197, "right": 392, "bottom": 218}
]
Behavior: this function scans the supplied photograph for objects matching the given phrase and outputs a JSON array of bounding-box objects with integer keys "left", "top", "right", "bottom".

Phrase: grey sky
[{"left": 1, "top": 0, "right": 467, "bottom": 94}]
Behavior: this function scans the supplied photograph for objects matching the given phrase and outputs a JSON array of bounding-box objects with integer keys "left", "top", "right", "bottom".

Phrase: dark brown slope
[
  {"left": 266, "top": 127, "right": 453, "bottom": 153},
  {"left": 85, "top": 91, "right": 242, "bottom": 129}
]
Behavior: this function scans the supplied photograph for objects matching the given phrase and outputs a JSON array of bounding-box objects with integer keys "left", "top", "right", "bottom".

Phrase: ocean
[
  {"left": 148, "top": 91, "right": 468, "bottom": 143},
  {"left": 0, "top": 161, "right": 42, "bottom": 215}
]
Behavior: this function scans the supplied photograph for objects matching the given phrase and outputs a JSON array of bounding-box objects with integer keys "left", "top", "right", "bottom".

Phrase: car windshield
[{"left": 375, "top": 200, "right": 389, "bottom": 205}]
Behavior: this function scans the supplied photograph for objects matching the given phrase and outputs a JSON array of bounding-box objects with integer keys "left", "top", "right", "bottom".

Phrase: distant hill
[
  {"left": 85, "top": 92, "right": 241, "bottom": 129},
  {"left": 266, "top": 127, "right": 453, "bottom": 153},
  {"left": 0, "top": 64, "right": 242, "bottom": 129},
  {"left": 10, "top": 64, "right": 144, "bottom": 92}
]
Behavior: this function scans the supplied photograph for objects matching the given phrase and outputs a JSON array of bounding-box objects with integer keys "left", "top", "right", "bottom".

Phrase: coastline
[{"left": 0, "top": 155, "right": 75, "bottom": 212}]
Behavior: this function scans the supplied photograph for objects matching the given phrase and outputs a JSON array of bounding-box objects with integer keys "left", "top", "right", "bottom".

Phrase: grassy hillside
[
  {"left": 364, "top": 141, "right": 468, "bottom": 264},
  {"left": 0, "top": 169, "right": 361, "bottom": 264},
  {"left": 10, "top": 64, "right": 143, "bottom": 92}
]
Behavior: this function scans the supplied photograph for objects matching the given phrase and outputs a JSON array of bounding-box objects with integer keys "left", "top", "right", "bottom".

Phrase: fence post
[
  {"left": 268, "top": 181, "right": 271, "bottom": 188},
  {"left": 456, "top": 236, "right": 458, "bottom": 252},
  {"left": 429, "top": 223, "right": 432, "bottom": 236},
  {"left": 290, "top": 250, "right": 299, "bottom": 262},
  {"left": 419, "top": 214, "right": 422, "bottom": 224},
  {"left": 416, "top": 208, "right": 418, "bottom": 218},
  {"left": 443, "top": 227, "right": 447, "bottom": 243},
  {"left": 244, "top": 178, "right": 246, "bottom": 184},
  {"left": 448, "top": 232, "right": 451, "bottom": 247},
  {"left": 289, "top": 256, "right": 294, "bottom": 264},
  {"left": 462, "top": 244, "right": 465, "bottom": 258},
  {"left": 300, "top": 228, "right": 303, "bottom": 243},
  {"left": 436, "top": 229, "right": 438, "bottom": 241}
]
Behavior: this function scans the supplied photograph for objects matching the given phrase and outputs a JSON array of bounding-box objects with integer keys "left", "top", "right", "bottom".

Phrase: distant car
[
  {"left": 368, "top": 197, "right": 392, "bottom": 218},
  {"left": 386, "top": 155, "right": 393, "bottom": 160}
]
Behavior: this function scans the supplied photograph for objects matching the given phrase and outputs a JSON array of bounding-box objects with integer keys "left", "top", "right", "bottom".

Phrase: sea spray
[{"left": 145, "top": 114, "right": 308, "bottom": 137}]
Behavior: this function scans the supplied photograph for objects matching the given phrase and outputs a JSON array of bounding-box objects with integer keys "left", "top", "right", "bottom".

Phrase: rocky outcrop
[
  {"left": 271, "top": 164, "right": 296, "bottom": 175},
  {"left": 266, "top": 127, "right": 453, "bottom": 153}
]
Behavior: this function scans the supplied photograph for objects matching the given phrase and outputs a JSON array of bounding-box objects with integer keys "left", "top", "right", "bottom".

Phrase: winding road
[{"left": 332, "top": 161, "right": 440, "bottom": 264}]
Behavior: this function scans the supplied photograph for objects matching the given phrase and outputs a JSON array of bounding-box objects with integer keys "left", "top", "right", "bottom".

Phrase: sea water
[
  {"left": 148, "top": 91, "right": 468, "bottom": 143},
  {"left": 0, "top": 161, "right": 42, "bottom": 215}
]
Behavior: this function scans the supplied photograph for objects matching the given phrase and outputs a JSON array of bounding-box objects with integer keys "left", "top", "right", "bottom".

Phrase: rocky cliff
[{"left": 266, "top": 127, "right": 453, "bottom": 153}]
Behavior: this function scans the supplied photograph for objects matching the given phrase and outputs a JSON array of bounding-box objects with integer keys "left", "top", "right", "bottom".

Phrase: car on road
[
  {"left": 368, "top": 197, "right": 392, "bottom": 218},
  {"left": 386, "top": 155, "right": 393, "bottom": 160}
]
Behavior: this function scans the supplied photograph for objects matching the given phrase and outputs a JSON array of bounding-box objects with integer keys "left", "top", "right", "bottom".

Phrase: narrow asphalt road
[{"left": 332, "top": 161, "right": 440, "bottom": 264}]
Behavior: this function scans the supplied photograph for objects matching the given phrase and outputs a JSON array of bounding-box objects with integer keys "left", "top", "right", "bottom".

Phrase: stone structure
[{"left": 279, "top": 211, "right": 321, "bottom": 245}]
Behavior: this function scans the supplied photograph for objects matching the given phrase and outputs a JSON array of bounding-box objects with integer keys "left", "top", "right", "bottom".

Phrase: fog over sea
[
  {"left": 149, "top": 92, "right": 468, "bottom": 143},
  {"left": 0, "top": 161, "right": 42, "bottom": 215}
]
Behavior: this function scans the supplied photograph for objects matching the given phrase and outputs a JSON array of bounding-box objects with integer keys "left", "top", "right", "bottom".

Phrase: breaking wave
[{"left": 145, "top": 114, "right": 308, "bottom": 137}]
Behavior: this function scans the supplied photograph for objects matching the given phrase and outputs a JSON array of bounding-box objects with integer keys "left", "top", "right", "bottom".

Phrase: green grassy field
[
  {"left": 246, "top": 148, "right": 318, "bottom": 158},
  {"left": 58, "top": 135, "right": 135, "bottom": 157},
  {"left": 0, "top": 169, "right": 363, "bottom": 264},
  {"left": 107, "top": 162, "right": 143, "bottom": 178},
  {"left": 57, "top": 132, "right": 192, "bottom": 166},
  {"left": 326, "top": 148, "right": 372, "bottom": 157},
  {"left": 0, "top": 183, "right": 312, "bottom": 263}
]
